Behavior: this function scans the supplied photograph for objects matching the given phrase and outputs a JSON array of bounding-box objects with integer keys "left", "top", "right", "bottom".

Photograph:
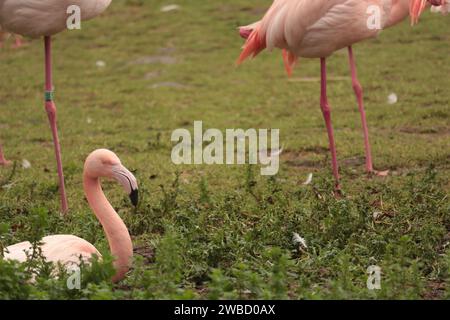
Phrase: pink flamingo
[
  {"left": 238, "top": 0, "right": 443, "bottom": 191},
  {"left": 0, "top": 0, "right": 112, "bottom": 212},
  {"left": 3, "top": 149, "right": 138, "bottom": 283}
]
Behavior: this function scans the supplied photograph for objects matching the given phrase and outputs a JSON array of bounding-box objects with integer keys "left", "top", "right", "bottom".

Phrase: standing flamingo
[
  {"left": 237, "top": 0, "right": 443, "bottom": 191},
  {"left": 3, "top": 149, "right": 138, "bottom": 283},
  {"left": 0, "top": 0, "right": 112, "bottom": 212}
]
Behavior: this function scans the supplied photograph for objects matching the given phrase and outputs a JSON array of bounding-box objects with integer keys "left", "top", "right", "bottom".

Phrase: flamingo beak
[
  {"left": 112, "top": 164, "right": 139, "bottom": 207},
  {"left": 410, "top": 0, "right": 428, "bottom": 25},
  {"left": 129, "top": 188, "right": 139, "bottom": 207}
]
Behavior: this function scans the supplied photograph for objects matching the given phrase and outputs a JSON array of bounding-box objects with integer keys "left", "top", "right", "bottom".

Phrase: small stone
[
  {"left": 96, "top": 60, "right": 106, "bottom": 68},
  {"left": 22, "top": 159, "right": 31, "bottom": 169},
  {"left": 161, "top": 4, "right": 180, "bottom": 13},
  {"left": 387, "top": 93, "right": 398, "bottom": 105}
]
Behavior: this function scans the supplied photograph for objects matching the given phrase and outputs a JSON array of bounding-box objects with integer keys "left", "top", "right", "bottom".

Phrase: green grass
[{"left": 0, "top": 0, "right": 449, "bottom": 299}]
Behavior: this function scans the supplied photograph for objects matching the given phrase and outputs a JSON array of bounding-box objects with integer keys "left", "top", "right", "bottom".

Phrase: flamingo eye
[{"left": 101, "top": 159, "right": 114, "bottom": 166}]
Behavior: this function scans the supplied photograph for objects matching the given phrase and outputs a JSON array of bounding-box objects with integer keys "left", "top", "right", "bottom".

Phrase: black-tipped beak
[{"left": 129, "top": 188, "right": 139, "bottom": 207}]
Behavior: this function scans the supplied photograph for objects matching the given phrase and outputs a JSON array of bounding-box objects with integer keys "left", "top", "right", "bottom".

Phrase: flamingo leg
[
  {"left": 320, "top": 58, "right": 340, "bottom": 191},
  {"left": 0, "top": 143, "right": 11, "bottom": 166},
  {"left": 44, "top": 36, "right": 68, "bottom": 213},
  {"left": 13, "top": 35, "right": 23, "bottom": 49},
  {"left": 347, "top": 46, "right": 374, "bottom": 173}
]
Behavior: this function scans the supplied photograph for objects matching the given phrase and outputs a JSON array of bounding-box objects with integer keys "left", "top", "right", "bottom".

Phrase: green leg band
[{"left": 45, "top": 91, "right": 54, "bottom": 102}]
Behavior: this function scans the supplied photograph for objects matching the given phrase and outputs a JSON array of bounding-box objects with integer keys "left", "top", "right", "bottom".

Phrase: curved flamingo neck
[{"left": 83, "top": 174, "right": 133, "bottom": 282}]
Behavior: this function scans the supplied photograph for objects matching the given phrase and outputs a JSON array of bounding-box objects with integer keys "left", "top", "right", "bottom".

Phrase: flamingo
[
  {"left": 3, "top": 149, "right": 139, "bottom": 283},
  {"left": 0, "top": 0, "right": 112, "bottom": 212},
  {"left": 237, "top": 0, "right": 444, "bottom": 191}
]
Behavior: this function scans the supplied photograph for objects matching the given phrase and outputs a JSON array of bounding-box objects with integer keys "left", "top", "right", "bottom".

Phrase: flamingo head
[
  {"left": 84, "top": 149, "right": 139, "bottom": 206},
  {"left": 410, "top": 0, "right": 446, "bottom": 24}
]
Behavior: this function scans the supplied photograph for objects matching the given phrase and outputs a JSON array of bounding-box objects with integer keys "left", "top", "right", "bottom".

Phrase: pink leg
[
  {"left": 44, "top": 36, "right": 68, "bottom": 213},
  {"left": 348, "top": 46, "right": 373, "bottom": 173},
  {"left": 348, "top": 47, "right": 388, "bottom": 177},
  {"left": 12, "top": 35, "right": 23, "bottom": 49},
  {"left": 320, "top": 58, "right": 340, "bottom": 191},
  {"left": 0, "top": 143, "right": 11, "bottom": 166}
]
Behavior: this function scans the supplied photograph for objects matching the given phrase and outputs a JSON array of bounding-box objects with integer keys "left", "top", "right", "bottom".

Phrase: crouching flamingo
[
  {"left": 3, "top": 149, "right": 138, "bottom": 283},
  {"left": 237, "top": 0, "right": 445, "bottom": 191},
  {"left": 0, "top": 0, "right": 112, "bottom": 212}
]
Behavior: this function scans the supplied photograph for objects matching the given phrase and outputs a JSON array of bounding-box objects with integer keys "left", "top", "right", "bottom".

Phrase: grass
[{"left": 0, "top": 0, "right": 449, "bottom": 299}]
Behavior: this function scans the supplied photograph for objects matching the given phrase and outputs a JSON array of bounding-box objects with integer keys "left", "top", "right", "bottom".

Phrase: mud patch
[
  {"left": 134, "top": 246, "right": 155, "bottom": 265},
  {"left": 281, "top": 150, "right": 323, "bottom": 169},
  {"left": 422, "top": 281, "right": 446, "bottom": 300},
  {"left": 150, "top": 82, "right": 187, "bottom": 89},
  {"left": 298, "top": 146, "right": 329, "bottom": 154},
  {"left": 341, "top": 157, "right": 365, "bottom": 167},
  {"left": 399, "top": 127, "right": 450, "bottom": 135},
  {"left": 131, "top": 55, "right": 177, "bottom": 65}
]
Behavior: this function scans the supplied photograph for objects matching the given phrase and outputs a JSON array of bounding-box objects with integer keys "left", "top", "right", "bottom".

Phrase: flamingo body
[
  {"left": 240, "top": 0, "right": 411, "bottom": 59},
  {"left": 4, "top": 235, "right": 99, "bottom": 267},
  {"left": 0, "top": 0, "right": 112, "bottom": 37}
]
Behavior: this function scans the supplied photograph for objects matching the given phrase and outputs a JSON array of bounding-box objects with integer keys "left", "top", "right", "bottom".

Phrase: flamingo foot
[
  {"left": 333, "top": 185, "right": 344, "bottom": 198},
  {"left": 12, "top": 36, "right": 23, "bottom": 49},
  {"left": 0, "top": 160, "right": 12, "bottom": 166}
]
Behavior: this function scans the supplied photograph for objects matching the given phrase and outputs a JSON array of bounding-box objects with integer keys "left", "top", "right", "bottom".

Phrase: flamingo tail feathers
[
  {"left": 237, "top": 30, "right": 266, "bottom": 65},
  {"left": 282, "top": 50, "right": 298, "bottom": 77},
  {"left": 410, "top": 0, "right": 428, "bottom": 25}
]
